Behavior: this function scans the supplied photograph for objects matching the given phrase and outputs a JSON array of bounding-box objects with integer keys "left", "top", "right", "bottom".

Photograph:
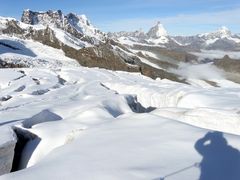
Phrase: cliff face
[
  {"left": 21, "top": 10, "right": 63, "bottom": 26},
  {"left": 21, "top": 10, "right": 106, "bottom": 43}
]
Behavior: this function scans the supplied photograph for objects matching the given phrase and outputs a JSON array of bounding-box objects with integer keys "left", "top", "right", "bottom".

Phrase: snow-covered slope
[
  {"left": 0, "top": 17, "right": 16, "bottom": 30},
  {"left": 0, "top": 35, "right": 79, "bottom": 68},
  {"left": 0, "top": 67, "right": 240, "bottom": 179}
]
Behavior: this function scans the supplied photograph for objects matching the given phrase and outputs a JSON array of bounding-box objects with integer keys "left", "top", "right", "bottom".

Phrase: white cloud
[
  {"left": 161, "top": 8, "right": 240, "bottom": 25},
  {"left": 170, "top": 63, "right": 224, "bottom": 79}
]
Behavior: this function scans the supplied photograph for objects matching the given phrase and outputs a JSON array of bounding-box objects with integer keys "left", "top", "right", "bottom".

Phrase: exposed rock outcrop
[
  {"left": 62, "top": 43, "right": 140, "bottom": 72},
  {"left": 214, "top": 55, "right": 240, "bottom": 74}
]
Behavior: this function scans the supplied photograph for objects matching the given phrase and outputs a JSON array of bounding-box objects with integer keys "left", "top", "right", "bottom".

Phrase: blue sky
[{"left": 0, "top": 0, "right": 240, "bottom": 35}]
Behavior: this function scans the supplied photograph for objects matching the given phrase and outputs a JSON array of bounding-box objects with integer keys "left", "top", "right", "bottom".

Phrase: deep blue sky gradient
[{"left": 0, "top": 0, "right": 239, "bottom": 35}]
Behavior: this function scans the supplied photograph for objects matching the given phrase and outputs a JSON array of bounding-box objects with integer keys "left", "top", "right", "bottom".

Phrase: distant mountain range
[
  {"left": 109, "top": 22, "right": 240, "bottom": 51},
  {"left": 1, "top": 9, "right": 240, "bottom": 84}
]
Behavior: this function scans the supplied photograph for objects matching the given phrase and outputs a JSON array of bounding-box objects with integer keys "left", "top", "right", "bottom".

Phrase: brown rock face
[
  {"left": 62, "top": 43, "right": 186, "bottom": 83},
  {"left": 132, "top": 45, "right": 197, "bottom": 63},
  {"left": 139, "top": 63, "right": 187, "bottom": 83},
  {"left": 62, "top": 43, "right": 140, "bottom": 72},
  {"left": 27, "top": 27, "right": 61, "bottom": 49},
  {"left": 0, "top": 59, "right": 26, "bottom": 68},
  {"left": 214, "top": 55, "right": 240, "bottom": 73},
  {"left": 2, "top": 21, "right": 24, "bottom": 35}
]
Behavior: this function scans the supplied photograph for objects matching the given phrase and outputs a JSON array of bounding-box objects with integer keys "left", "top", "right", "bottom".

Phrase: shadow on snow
[{"left": 195, "top": 131, "right": 240, "bottom": 180}]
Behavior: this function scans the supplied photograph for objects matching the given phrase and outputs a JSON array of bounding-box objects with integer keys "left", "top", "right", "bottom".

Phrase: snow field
[{"left": 0, "top": 67, "right": 239, "bottom": 179}]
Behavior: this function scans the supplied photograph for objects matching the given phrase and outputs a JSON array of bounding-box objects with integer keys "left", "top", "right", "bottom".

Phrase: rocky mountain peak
[
  {"left": 20, "top": 10, "right": 95, "bottom": 30},
  {"left": 21, "top": 9, "right": 64, "bottom": 27},
  {"left": 66, "top": 13, "right": 90, "bottom": 26},
  {"left": 66, "top": 13, "right": 94, "bottom": 34},
  {"left": 147, "top": 21, "right": 168, "bottom": 38},
  {"left": 19, "top": 10, "right": 105, "bottom": 41}
]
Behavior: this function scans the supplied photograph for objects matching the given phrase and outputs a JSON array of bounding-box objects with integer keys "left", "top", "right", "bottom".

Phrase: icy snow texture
[
  {"left": 0, "top": 67, "right": 239, "bottom": 179},
  {"left": 0, "top": 126, "right": 16, "bottom": 175}
]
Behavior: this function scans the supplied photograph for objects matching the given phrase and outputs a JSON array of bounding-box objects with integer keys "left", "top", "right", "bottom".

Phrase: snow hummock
[{"left": 51, "top": 27, "right": 92, "bottom": 49}]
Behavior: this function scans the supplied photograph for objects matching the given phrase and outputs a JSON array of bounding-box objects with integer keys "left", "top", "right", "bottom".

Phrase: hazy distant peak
[
  {"left": 199, "top": 26, "right": 232, "bottom": 39},
  {"left": 147, "top": 21, "right": 168, "bottom": 38},
  {"left": 218, "top": 26, "right": 231, "bottom": 36}
]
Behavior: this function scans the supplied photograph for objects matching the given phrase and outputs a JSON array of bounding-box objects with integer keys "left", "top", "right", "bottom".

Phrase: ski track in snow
[{"left": 0, "top": 67, "right": 240, "bottom": 179}]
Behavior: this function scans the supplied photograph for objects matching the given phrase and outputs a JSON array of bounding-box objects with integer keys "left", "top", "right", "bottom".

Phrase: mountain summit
[
  {"left": 147, "top": 21, "right": 168, "bottom": 38},
  {"left": 199, "top": 26, "right": 232, "bottom": 39},
  {"left": 21, "top": 9, "right": 105, "bottom": 41},
  {"left": 21, "top": 9, "right": 64, "bottom": 26},
  {"left": 218, "top": 26, "right": 231, "bottom": 36}
]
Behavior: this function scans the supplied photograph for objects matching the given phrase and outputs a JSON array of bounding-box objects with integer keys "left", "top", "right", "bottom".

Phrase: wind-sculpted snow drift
[{"left": 0, "top": 67, "right": 240, "bottom": 179}]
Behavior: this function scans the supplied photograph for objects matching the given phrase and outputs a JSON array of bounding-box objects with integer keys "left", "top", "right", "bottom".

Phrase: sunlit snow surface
[
  {"left": 0, "top": 35, "right": 79, "bottom": 68},
  {"left": 0, "top": 67, "right": 240, "bottom": 180}
]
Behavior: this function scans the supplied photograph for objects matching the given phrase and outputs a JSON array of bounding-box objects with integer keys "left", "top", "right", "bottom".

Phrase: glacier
[{"left": 0, "top": 67, "right": 239, "bottom": 179}]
